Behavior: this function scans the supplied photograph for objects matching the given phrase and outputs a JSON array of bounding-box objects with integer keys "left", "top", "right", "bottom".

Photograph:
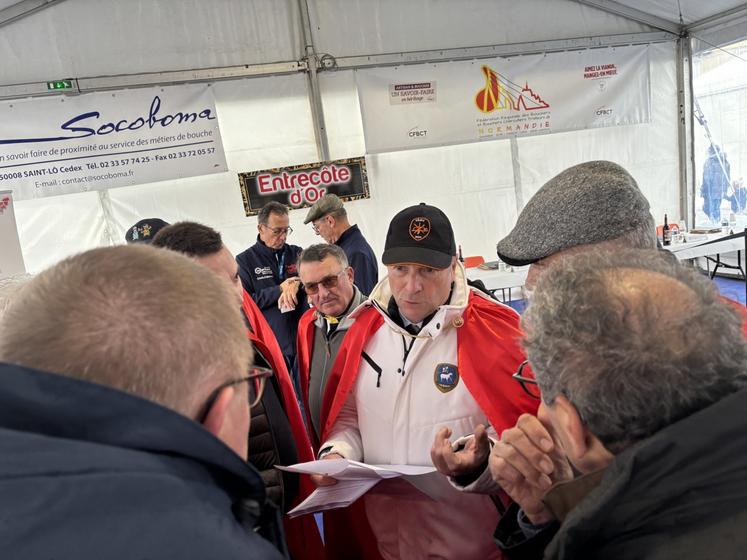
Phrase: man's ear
[
  {"left": 346, "top": 266, "right": 355, "bottom": 283},
  {"left": 256, "top": 223, "right": 262, "bottom": 235},
  {"left": 201, "top": 386, "right": 234, "bottom": 439}
]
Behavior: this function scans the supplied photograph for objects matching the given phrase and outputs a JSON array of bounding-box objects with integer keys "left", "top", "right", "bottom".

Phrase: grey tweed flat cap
[
  {"left": 303, "top": 193, "right": 344, "bottom": 224},
  {"left": 496, "top": 161, "right": 651, "bottom": 266}
]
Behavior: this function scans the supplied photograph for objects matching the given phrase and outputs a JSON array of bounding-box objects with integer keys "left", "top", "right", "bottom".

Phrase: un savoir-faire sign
[
  {"left": 238, "top": 157, "right": 369, "bottom": 217},
  {"left": 0, "top": 84, "right": 227, "bottom": 200}
]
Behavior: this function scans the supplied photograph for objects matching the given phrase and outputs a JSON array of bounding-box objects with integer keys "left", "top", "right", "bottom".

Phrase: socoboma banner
[
  {"left": 238, "top": 157, "right": 369, "bottom": 216},
  {"left": 0, "top": 84, "right": 227, "bottom": 200},
  {"left": 356, "top": 44, "right": 651, "bottom": 153},
  {"left": 0, "top": 190, "right": 27, "bottom": 278}
]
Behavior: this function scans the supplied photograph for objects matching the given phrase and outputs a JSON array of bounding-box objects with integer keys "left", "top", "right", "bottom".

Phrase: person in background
[
  {"left": 314, "top": 203, "right": 538, "bottom": 560},
  {"left": 237, "top": 202, "right": 306, "bottom": 366},
  {"left": 304, "top": 194, "right": 378, "bottom": 295},
  {"left": 492, "top": 249, "right": 747, "bottom": 559},
  {"left": 700, "top": 145, "right": 731, "bottom": 224},
  {"left": 152, "top": 222, "right": 322, "bottom": 560},
  {"left": 124, "top": 217, "right": 170, "bottom": 244},
  {"left": 0, "top": 246, "right": 285, "bottom": 560}
]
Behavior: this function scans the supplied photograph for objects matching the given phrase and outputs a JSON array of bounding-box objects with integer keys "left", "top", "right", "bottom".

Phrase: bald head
[
  {"left": 523, "top": 248, "right": 747, "bottom": 454},
  {"left": 0, "top": 245, "right": 251, "bottom": 420}
]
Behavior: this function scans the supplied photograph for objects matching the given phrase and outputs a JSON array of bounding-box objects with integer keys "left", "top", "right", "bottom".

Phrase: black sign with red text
[{"left": 238, "top": 157, "right": 369, "bottom": 216}]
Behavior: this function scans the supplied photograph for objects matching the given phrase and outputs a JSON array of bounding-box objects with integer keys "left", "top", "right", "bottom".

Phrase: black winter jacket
[
  {"left": 497, "top": 387, "right": 747, "bottom": 560},
  {"left": 0, "top": 362, "right": 285, "bottom": 560}
]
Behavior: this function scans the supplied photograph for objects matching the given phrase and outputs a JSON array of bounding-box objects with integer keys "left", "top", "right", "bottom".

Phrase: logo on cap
[{"left": 409, "top": 217, "right": 431, "bottom": 241}]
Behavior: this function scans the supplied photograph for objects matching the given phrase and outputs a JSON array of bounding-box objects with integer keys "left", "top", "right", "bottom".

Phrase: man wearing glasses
[
  {"left": 152, "top": 221, "right": 323, "bottom": 560},
  {"left": 312, "top": 203, "right": 538, "bottom": 560},
  {"left": 0, "top": 246, "right": 285, "bottom": 560},
  {"left": 237, "top": 201, "right": 307, "bottom": 366},
  {"left": 492, "top": 249, "right": 747, "bottom": 558},
  {"left": 303, "top": 194, "right": 379, "bottom": 295}
]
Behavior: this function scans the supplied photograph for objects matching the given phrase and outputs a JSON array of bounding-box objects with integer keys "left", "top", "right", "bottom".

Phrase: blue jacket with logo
[
  {"left": 236, "top": 237, "right": 307, "bottom": 364},
  {"left": 0, "top": 361, "right": 285, "bottom": 560},
  {"left": 336, "top": 224, "right": 379, "bottom": 296}
]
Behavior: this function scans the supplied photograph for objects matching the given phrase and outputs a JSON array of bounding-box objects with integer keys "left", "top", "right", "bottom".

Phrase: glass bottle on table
[{"left": 663, "top": 214, "right": 671, "bottom": 246}]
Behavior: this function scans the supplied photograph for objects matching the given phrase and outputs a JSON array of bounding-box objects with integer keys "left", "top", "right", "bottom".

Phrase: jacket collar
[{"left": 335, "top": 224, "right": 359, "bottom": 246}]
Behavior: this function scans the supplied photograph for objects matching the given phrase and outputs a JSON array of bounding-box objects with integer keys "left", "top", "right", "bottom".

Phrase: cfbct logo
[
  {"left": 595, "top": 107, "right": 613, "bottom": 116},
  {"left": 408, "top": 126, "right": 428, "bottom": 138}
]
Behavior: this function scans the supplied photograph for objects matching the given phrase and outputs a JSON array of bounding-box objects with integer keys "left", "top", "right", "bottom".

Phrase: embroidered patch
[
  {"left": 434, "top": 363, "right": 459, "bottom": 393},
  {"left": 409, "top": 217, "right": 431, "bottom": 241}
]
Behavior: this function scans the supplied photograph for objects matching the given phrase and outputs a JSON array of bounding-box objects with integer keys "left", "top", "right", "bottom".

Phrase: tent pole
[{"left": 297, "top": 0, "right": 330, "bottom": 162}]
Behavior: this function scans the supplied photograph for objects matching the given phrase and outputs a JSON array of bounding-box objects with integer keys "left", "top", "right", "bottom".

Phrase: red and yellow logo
[{"left": 475, "top": 65, "right": 549, "bottom": 113}]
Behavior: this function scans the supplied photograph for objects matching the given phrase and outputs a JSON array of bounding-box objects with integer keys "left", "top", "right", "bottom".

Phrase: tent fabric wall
[
  {"left": 13, "top": 41, "right": 680, "bottom": 274},
  {"left": 0, "top": 1, "right": 693, "bottom": 274},
  {"left": 309, "top": 0, "right": 655, "bottom": 57},
  {"left": 0, "top": 0, "right": 302, "bottom": 84}
]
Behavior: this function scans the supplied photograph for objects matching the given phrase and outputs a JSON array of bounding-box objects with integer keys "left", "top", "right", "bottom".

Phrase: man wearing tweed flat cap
[{"left": 496, "top": 160, "right": 656, "bottom": 291}]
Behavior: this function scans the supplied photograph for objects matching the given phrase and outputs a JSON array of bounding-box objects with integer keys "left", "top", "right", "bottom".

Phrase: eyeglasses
[
  {"left": 199, "top": 366, "right": 273, "bottom": 421},
  {"left": 261, "top": 224, "right": 293, "bottom": 236},
  {"left": 512, "top": 360, "right": 541, "bottom": 400},
  {"left": 302, "top": 269, "right": 346, "bottom": 295},
  {"left": 311, "top": 216, "right": 329, "bottom": 234}
]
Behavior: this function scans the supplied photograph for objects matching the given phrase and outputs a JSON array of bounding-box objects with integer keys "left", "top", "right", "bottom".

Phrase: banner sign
[
  {"left": 0, "top": 84, "right": 227, "bottom": 200},
  {"left": 356, "top": 44, "right": 651, "bottom": 153},
  {"left": 239, "top": 157, "right": 369, "bottom": 217},
  {"left": 0, "top": 190, "right": 27, "bottom": 278}
]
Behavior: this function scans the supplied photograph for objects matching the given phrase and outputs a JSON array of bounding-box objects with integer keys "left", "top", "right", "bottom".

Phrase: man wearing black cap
[
  {"left": 124, "top": 218, "right": 170, "bottom": 244},
  {"left": 311, "top": 203, "right": 538, "bottom": 560},
  {"left": 304, "top": 194, "right": 378, "bottom": 295}
]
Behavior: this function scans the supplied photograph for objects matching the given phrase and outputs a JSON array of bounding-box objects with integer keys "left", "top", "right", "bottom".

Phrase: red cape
[
  {"left": 241, "top": 291, "right": 323, "bottom": 560},
  {"left": 321, "top": 292, "right": 539, "bottom": 440},
  {"left": 296, "top": 306, "right": 383, "bottom": 560}
]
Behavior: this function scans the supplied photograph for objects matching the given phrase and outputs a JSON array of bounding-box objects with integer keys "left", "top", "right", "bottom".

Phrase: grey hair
[
  {"left": 522, "top": 248, "right": 747, "bottom": 455},
  {"left": 299, "top": 243, "right": 349, "bottom": 268},
  {"left": 330, "top": 207, "right": 348, "bottom": 221},
  {"left": 258, "top": 201, "right": 289, "bottom": 225}
]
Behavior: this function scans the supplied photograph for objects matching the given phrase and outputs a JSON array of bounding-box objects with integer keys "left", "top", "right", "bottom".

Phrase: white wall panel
[{"left": 0, "top": 0, "right": 301, "bottom": 84}]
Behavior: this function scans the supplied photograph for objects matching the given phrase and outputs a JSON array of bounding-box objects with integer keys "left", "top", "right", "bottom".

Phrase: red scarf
[{"left": 241, "top": 291, "right": 323, "bottom": 560}]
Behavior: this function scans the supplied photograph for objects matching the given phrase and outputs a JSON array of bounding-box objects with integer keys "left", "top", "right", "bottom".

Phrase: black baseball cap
[
  {"left": 125, "top": 218, "right": 170, "bottom": 244},
  {"left": 382, "top": 203, "right": 456, "bottom": 269}
]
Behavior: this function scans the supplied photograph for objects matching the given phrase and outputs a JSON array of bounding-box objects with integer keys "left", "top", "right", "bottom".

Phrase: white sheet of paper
[
  {"left": 287, "top": 478, "right": 380, "bottom": 518},
  {"left": 279, "top": 459, "right": 445, "bottom": 516}
]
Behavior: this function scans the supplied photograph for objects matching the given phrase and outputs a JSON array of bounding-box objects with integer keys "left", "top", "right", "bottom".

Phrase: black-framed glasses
[
  {"left": 261, "top": 224, "right": 293, "bottom": 236},
  {"left": 512, "top": 360, "right": 541, "bottom": 400},
  {"left": 302, "top": 269, "right": 346, "bottom": 295},
  {"left": 199, "top": 366, "right": 273, "bottom": 421}
]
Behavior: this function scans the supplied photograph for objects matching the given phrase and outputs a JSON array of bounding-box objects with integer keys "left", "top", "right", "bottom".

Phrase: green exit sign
[{"left": 46, "top": 80, "right": 73, "bottom": 90}]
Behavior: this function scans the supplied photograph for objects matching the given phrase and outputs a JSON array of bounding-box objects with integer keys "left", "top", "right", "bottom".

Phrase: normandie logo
[{"left": 474, "top": 65, "right": 550, "bottom": 113}]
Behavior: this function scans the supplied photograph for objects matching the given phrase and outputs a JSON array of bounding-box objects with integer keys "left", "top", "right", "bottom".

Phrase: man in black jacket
[
  {"left": 304, "top": 194, "right": 378, "bottom": 295},
  {"left": 0, "top": 246, "right": 285, "bottom": 560},
  {"left": 237, "top": 201, "right": 307, "bottom": 366},
  {"left": 491, "top": 249, "right": 747, "bottom": 559}
]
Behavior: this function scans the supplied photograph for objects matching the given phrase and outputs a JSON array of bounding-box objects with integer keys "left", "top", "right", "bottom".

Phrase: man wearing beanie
[{"left": 311, "top": 203, "right": 538, "bottom": 559}]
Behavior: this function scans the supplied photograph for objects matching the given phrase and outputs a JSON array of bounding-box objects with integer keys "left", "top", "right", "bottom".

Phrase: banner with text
[
  {"left": 356, "top": 44, "right": 651, "bottom": 153},
  {"left": 0, "top": 190, "right": 27, "bottom": 278},
  {"left": 0, "top": 84, "right": 227, "bottom": 200},
  {"left": 239, "top": 157, "right": 369, "bottom": 217}
]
